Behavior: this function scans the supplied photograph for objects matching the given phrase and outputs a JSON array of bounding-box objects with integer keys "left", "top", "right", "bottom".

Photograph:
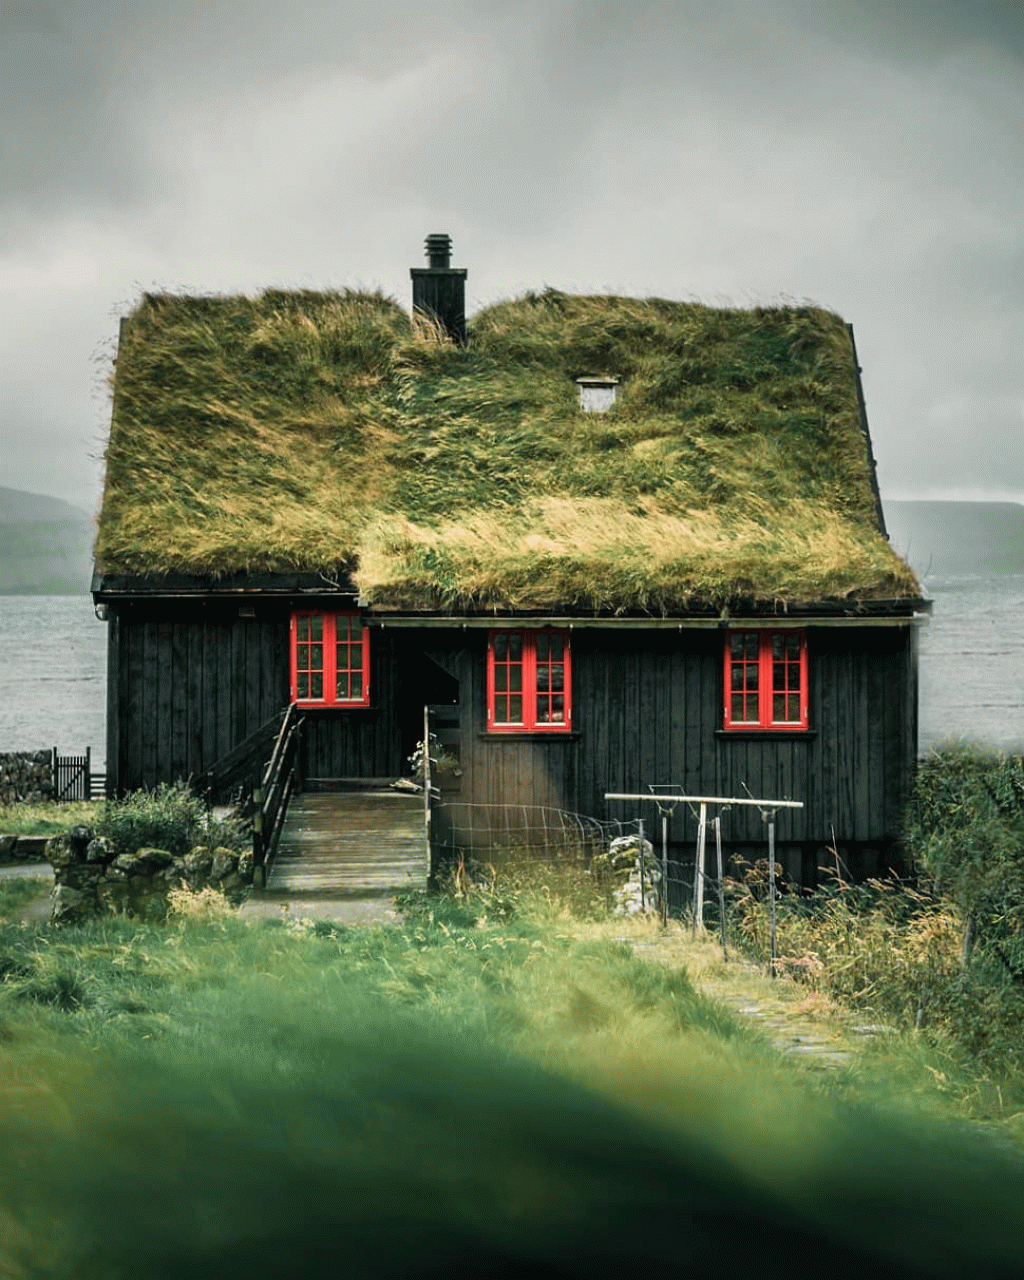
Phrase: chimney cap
[{"left": 424, "top": 233, "right": 453, "bottom": 269}]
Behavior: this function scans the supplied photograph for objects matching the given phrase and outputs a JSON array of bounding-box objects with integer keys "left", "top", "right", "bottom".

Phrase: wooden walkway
[{"left": 240, "top": 789, "right": 427, "bottom": 924}]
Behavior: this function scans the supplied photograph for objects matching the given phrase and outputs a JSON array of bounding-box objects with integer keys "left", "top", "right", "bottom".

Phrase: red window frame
[
  {"left": 487, "top": 629, "right": 572, "bottom": 732},
  {"left": 290, "top": 611, "right": 371, "bottom": 708},
  {"left": 723, "top": 629, "right": 808, "bottom": 730}
]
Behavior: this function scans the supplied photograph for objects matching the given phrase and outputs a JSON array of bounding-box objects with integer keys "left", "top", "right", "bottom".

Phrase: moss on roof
[{"left": 95, "top": 287, "right": 918, "bottom": 611}]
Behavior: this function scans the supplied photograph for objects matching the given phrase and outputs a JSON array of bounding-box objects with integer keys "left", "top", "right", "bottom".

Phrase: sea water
[{"left": 0, "top": 584, "right": 1021, "bottom": 773}]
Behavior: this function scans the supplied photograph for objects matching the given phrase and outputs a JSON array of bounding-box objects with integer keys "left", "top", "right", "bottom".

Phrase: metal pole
[
  {"left": 661, "top": 813, "right": 669, "bottom": 928},
  {"left": 768, "top": 821, "right": 777, "bottom": 978},
  {"left": 715, "top": 816, "right": 728, "bottom": 962},
  {"left": 692, "top": 802, "right": 707, "bottom": 935},
  {"left": 423, "top": 705, "right": 432, "bottom": 880},
  {"left": 638, "top": 818, "right": 645, "bottom": 911}
]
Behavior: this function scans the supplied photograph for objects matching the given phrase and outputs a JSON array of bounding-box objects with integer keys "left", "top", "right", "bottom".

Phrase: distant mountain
[
  {"left": 884, "top": 500, "right": 1024, "bottom": 577},
  {"left": 0, "top": 487, "right": 94, "bottom": 594}
]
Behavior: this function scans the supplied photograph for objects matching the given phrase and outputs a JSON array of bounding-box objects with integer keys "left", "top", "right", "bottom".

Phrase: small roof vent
[{"left": 575, "top": 376, "right": 620, "bottom": 413}]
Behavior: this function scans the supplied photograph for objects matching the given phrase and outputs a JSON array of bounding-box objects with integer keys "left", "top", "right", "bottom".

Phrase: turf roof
[{"left": 95, "top": 287, "right": 919, "bottom": 612}]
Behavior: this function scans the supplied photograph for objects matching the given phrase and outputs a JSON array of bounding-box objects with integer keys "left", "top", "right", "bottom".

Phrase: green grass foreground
[{"left": 2, "top": 881, "right": 1024, "bottom": 1277}]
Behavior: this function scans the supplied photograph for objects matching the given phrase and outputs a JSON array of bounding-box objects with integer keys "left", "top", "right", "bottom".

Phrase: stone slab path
[{"left": 239, "top": 789, "right": 428, "bottom": 926}]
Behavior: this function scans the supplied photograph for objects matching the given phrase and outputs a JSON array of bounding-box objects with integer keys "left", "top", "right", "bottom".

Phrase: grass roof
[{"left": 95, "top": 287, "right": 919, "bottom": 612}]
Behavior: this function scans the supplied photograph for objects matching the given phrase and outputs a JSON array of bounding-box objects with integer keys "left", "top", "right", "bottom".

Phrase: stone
[
  {"left": 115, "top": 847, "right": 173, "bottom": 875},
  {"left": 209, "top": 849, "right": 237, "bottom": 884},
  {"left": 86, "top": 836, "right": 115, "bottom": 864},
  {"left": 184, "top": 847, "right": 213, "bottom": 882},
  {"left": 0, "top": 835, "right": 17, "bottom": 859},
  {"left": 51, "top": 884, "right": 94, "bottom": 926},
  {"left": 96, "top": 879, "right": 130, "bottom": 915},
  {"left": 59, "top": 861, "right": 105, "bottom": 891}
]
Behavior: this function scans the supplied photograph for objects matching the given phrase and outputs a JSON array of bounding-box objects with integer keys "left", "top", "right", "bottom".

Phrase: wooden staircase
[{"left": 240, "top": 788, "right": 427, "bottom": 923}]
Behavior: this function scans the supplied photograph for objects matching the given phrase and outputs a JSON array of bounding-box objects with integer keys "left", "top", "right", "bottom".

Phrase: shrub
[{"left": 95, "top": 782, "right": 245, "bottom": 860}]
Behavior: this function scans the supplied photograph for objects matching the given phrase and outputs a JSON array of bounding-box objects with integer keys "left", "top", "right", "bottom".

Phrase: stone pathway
[{"left": 624, "top": 932, "right": 893, "bottom": 1072}]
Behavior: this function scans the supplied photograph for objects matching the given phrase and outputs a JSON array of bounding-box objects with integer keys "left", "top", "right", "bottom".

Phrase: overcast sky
[{"left": 2, "top": 0, "right": 1022, "bottom": 516}]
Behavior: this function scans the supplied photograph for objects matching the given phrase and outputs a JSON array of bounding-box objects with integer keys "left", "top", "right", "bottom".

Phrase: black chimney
[{"left": 410, "top": 233, "right": 467, "bottom": 344}]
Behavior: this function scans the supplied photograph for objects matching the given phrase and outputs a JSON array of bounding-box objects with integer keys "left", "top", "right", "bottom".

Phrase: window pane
[
  {"left": 310, "top": 644, "right": 322, "bottom": 669},
  {"left": 311, "top": 616, "right": 323, "bottom": 641},
  {"left": 495, "top": 667, "right": 507, "bottom": 692},
  {"left": 510, "top": 667, "right": 522, "bottom": 692},
  {"left": 350, "top": 619, "right": 362, "bottom": 640},
  {"left": 550, "top": 635, "right": 563, "bottom": 660},
  {"left": 731, "top": 694, "right": 744, "bottom": 721},
  {"left": 731, "top": 665, "right": 744, "bottom": 691},
  {"left": 311, "top": 673, "right": 323, "bottom": 699},
  {"left": 494, "top": 634, "right": 507, "bottom": 661},
  {"left": 350, "top": 672, "right": 362, "bottom": 699},
  {"left": 509, "top": 634, "right": 522, "bottom": 661},
  {"left": 536, "top": 663, "right": 548, "bottom": 691},
  {"left": 350, "top": 645, "right": 363, "bottom": 669},
  {"left": 747, "top": 666, "right": 758, "bottom": 691},
  {"left": 744, "top": 633, "right": 758, "bottom": 660},
  {"left": 536, "top": 697, "right": 549, "bottom": 722},
  {"left": 787, "top": 634, "right": 800, "bottom": 660},
  {"left": 550, "top": 694, "right": 564, "bottom": 721},
  {"left": 536, "top": 634, "right": 549, "bottom": 660},
  {"left": 788, "top": 662, "right": 800, "bottom": 690},
  {"left": 298, "top": 673, "right": 308, "bottom": 699},
  {"left": 509, "top": 695, "right": 522, "bottom": 722},
  {"left": 550, "top": 664, "right": 563, "bottom": 691},
  {"left": 772, "top": 634, "right": 784, "bottom": 660},
  {"left": 731, "top": 634, "right": 744, "bottom": 659},
  {"left": 773, "top": 694, "right": 785, "bottom": 721},
  {"left": 297, "top": 616, "right": 308, "bottom": 642},
  {"left": 787, "top": 694, "right": 799, "bottom": 721},
  {"left": 773, "top": 662, "right": 785, "bottom": 691}
]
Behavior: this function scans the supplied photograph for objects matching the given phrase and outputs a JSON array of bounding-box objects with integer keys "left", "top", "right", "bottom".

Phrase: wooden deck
[{"left": 240, "top": 789, "right": 427, "bottom": 923}]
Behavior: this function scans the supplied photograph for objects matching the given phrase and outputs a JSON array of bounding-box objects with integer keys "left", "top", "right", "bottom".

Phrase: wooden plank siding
[{"left": 106, "top": 607, "right": 918, "bottom": 875}]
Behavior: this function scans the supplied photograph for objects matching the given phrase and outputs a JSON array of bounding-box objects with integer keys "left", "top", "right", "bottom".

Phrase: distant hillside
[
  {"left": 0, "top": 487, "right": 93, "bottom": 594},
  {"left": 884, "top": 500, "right": 1024, "bottom": 577}
]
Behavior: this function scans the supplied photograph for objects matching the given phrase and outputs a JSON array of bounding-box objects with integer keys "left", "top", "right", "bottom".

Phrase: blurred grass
[{"left": 2, "top": 879, "right": 1024, "bottom": 1275}]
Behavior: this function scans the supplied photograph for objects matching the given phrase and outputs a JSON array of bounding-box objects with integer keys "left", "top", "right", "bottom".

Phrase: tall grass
[{"left": 726, "top": 748, "right": 1024, "bottom": 1083}]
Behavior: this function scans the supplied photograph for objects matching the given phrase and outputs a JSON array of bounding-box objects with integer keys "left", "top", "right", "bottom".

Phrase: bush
[
  {"left": 95, "top": 783, "right": 245, "bottom": 860},
  {"left": 905, "top": 747, "right": 1024, "bottom": 974}
]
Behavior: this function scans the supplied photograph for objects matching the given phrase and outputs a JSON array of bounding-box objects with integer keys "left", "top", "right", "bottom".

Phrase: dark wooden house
[{"left": 93, "top": 235, "right": 927, "bottom": 885}]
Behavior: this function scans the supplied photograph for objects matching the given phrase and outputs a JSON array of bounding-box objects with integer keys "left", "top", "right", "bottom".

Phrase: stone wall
[
  {"left": 46, "top": 826, "right": 254, "bottom": 925},
  {"left": 0, "top": 834, "right": 50, "bottom": 866},
  {"left": 0, "top": 751, "right": 53, "bottom": 804}
]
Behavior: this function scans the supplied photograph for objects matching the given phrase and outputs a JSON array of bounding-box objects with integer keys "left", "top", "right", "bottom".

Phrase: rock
[
  {"left": 115, "top": 847, "right": 173, "bottom": 875},
  {"left": 209, "top": 848, "right": 237, "bottom": 885},
  {"left": 0, "top": 835, "right": 17, "bottom": 860},
  {"left": 184, "top": 847, "right": 213, "bottom": 884},
  {"left": 59, "top": 861, "right": 105, "bottom": 891},
  {"left": 96, "top": 878, "right": 130, "bottom": 915},
  {"left": 86, "top": 837, "right": 115, "bottom": 864},
  {"left": 51, "top": 884, "right": 95, "bottom": 926}
]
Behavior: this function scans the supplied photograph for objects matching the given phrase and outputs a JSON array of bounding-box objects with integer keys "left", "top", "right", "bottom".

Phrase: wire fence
[{"left": 430, "top": 799, "right": 727, "bottom": 926}]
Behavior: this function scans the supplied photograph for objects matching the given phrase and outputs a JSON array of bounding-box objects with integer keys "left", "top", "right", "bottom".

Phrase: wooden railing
[
  {"left": 198, "top": 709, "right": 288, "bottom": 805},
  {"left": 252, "top": 703, "right": 304, "bottom": 887}
]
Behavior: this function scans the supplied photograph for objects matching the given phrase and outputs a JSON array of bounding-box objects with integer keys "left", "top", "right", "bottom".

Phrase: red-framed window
[
  {"left": 487, "top": 630, "right": 572, "bottom": 732},
  {"left": 723, "top": 630, "right": 808, "bottom": 730},
  {"left": 290, "top": 611, "right": 371, "bottom": 708}
]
